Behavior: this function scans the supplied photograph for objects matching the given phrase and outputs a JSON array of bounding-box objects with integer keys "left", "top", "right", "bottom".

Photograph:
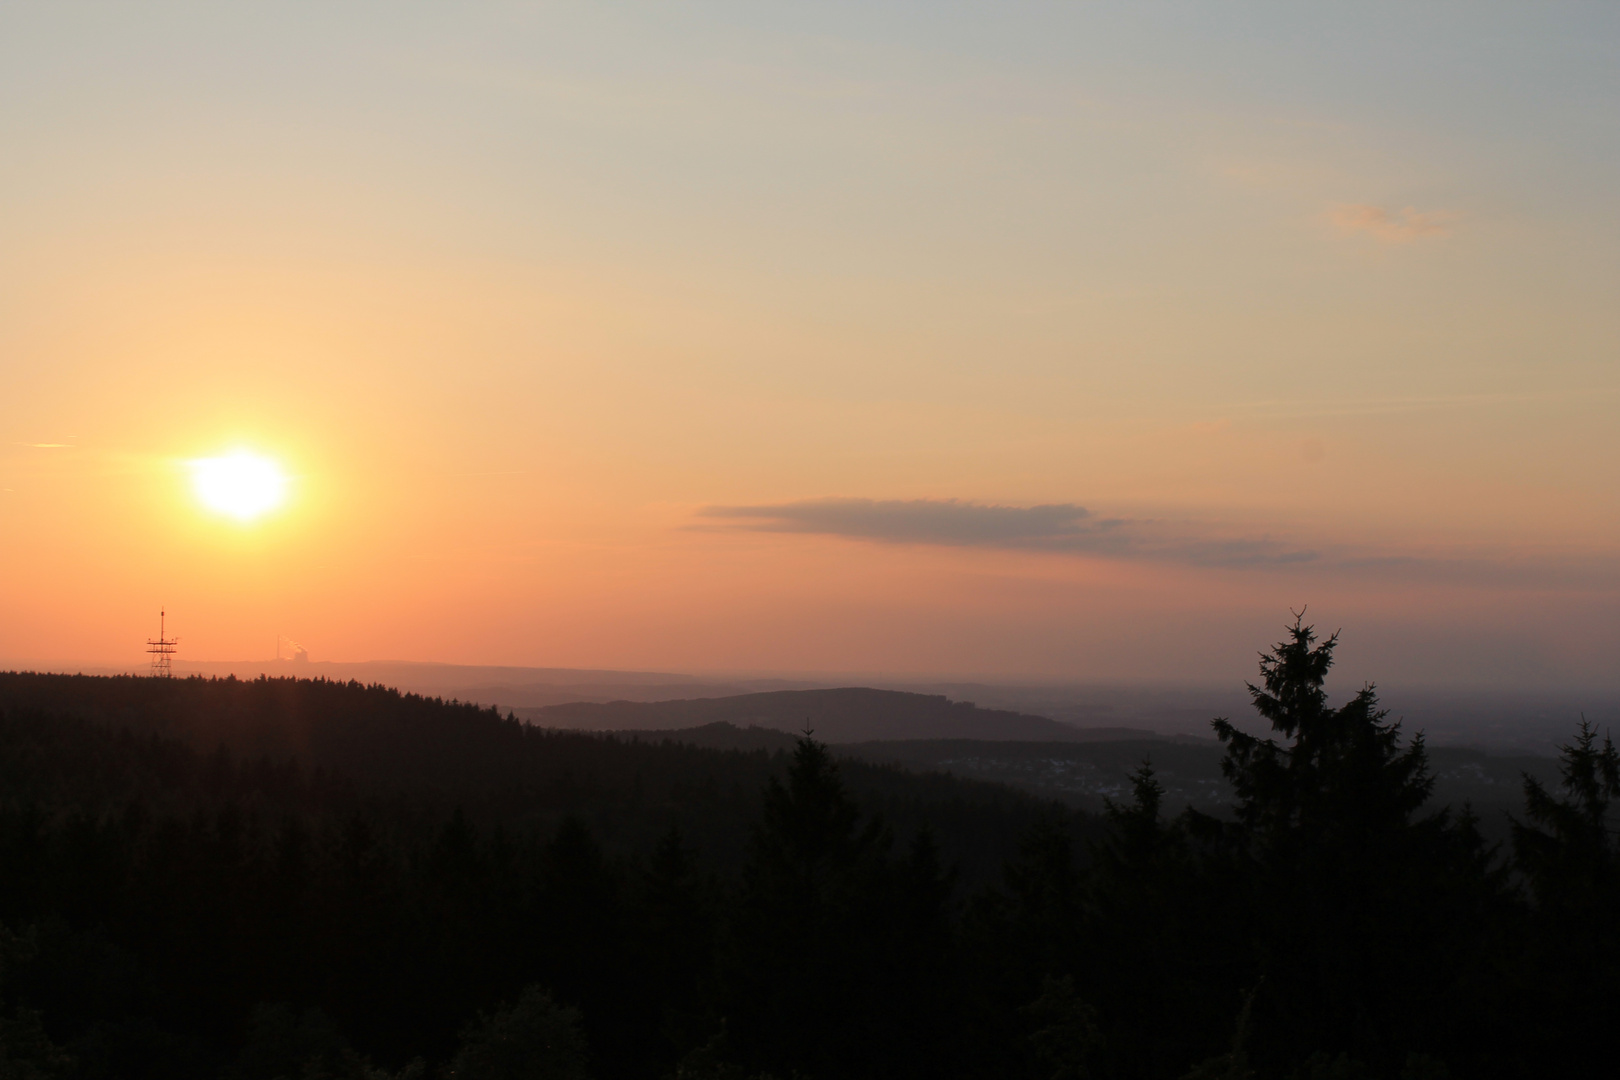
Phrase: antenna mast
[{"left": 146, "top": 609, "right": 178, "bottom": 678}]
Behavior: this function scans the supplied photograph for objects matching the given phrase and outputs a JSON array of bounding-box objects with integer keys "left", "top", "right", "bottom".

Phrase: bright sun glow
[{"left": 190, "top": 451, "right": 289, "bottom": 521}]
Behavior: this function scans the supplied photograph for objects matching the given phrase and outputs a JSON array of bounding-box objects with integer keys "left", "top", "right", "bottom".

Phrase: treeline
[
  {"left": 0, "top": 672, "right": 1051, "bottom": 886},
  {"left": 1, "top": 624, "right": 1617, "bottom": 1079},
  {"left": 0, "top": 671, "right": 1058, "bottom": 1079}
]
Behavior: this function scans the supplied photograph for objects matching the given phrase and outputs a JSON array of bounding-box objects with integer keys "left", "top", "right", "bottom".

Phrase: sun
[{"left": 190, "top": 450, "right": 289, "bottom": 521}]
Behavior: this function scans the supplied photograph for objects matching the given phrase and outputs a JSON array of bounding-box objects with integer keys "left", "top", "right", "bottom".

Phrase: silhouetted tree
[
  {"left": 629, "top": 828, "right": 716, "bottom": 1066},
  {"left": 0, "top": 922, "right": 72, "bottom": 1080},
  {"left": 1514, "top": 719, "right": 1620, "bottom": 909},
  {"left": 1079, "top": 764, "right": 1235, "bottom": 1079},
  {"left": 1023, "top": 974, "right": 1100, "bottom": 1080},
  {"left": 719, "top": 735, "right": 888, "bottom": 1077},
  {"left": 1191, "top": 616, "right": 1496, "bottom": 1074},
  {"left": 1179, "top": 985, "right": 1257, "bottom": 1080},
  {"left": 1510, "top": 720, "right": 1620, "bottom": 1076},
  {"left": 717, "top": 734, "right": 960, "bottom": 1079},
  {"left": 446, "top": 986, "right": 588, "bottom": 1080}
]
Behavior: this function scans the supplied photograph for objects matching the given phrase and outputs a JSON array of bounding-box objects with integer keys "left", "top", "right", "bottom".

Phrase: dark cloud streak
[
  {"left": 698, "top": 498, "right": 1620, "bottom": 591},
  {"left": 698, "top": 498, "right": 1318, "bottom": 569}
]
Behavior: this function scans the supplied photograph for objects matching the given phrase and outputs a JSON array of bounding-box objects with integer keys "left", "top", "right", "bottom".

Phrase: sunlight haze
[{"left": 2, "top": 2, "right": 1617, "bottom": 689}]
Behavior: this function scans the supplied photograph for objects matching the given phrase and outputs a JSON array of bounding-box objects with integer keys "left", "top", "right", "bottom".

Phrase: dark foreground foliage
[{"left": 0, "top": 621, "right": 1616, "bottom": 1080}]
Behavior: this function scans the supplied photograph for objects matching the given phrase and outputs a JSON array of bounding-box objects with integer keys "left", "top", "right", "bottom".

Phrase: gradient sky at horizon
[{"left": 3, "top": 2, "right": 1617, "bottom": 689}]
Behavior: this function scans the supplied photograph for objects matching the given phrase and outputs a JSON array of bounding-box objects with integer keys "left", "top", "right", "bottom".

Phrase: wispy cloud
[
  {"left": 1330, "top": 203, "right": 1452, "bottom": 243},
  {"left": 703, "top": 498, "right": 1090, "bottom": 545},
  {"left": 18, "top": 443, "right": 72, "bottom": 448},
  {"left": 698, "top": 497, "right": 1620, "bottom": 591},
  {"left": 698, "top": 498, "right": 1318, "bottom": 569}
]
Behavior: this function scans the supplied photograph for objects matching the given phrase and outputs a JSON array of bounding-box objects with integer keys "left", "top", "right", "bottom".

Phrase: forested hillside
[
  {"left": 614, "top": 723, "right": 1558, "bottom": 833},
  {"left": 839, "top": 736, "right": 1562, "bottom": 832},
  {"left": 2, "top": 622, "right": 1617, "bottom": 1079},
  {"left": 526, "top": 687, "right": 1092, "bottom": 741}
]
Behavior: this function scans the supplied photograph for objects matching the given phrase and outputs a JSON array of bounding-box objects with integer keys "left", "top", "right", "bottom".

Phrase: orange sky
[{"left": 2, "top": 4, "right": 1617, "bottom": 688}]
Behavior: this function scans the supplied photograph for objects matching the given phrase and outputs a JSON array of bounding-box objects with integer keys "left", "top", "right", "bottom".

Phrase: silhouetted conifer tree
[
  {"left": 1022, "top": 974, "right": 1100, "bottom": 1080},
  {"left": 1190, "top": 616, "right": 1495, "bottom": 1075},
  {"left": 1509, "top": 720, "right": 1620, "bottom": 1077},
  {"left": 446, "top": 986, "right": 588, "bottom": 1080},
  {"left": 1514, "top": 720, "right": 1620, "bottom": 910},
  {"left": 630, "top": 828, "right": 717, "bottom": 1071},
  {"left": 0, "top": 922, "right": 72, "bottom": 1080},
  {"left": 717, "top": 733, "right": 958, "bottom": 1079},
  {"left": 959, "top": 811, "right": 1086, "bottom": 1080},
  {"left": 719, "top": 735, "right": 887, "bottom": 1077},
  {"left": 1080, "top": 764, "right": 1232, "bottom": 1079}
]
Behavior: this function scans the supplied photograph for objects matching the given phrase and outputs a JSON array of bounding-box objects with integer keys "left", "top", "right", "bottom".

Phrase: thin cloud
[
  {"left": 697, "top": 498, "right": 1620, "bottom": 591},
  {"left": 698, "top": 498, "right": 1317, "bottom": 569},
  {"left": 1330, "top": 203, "right": 1452, "bottom": 243},
  {"left": 18, "top": 443, "right": 72, "bottom": 448},
  {"left": 702, "top": 498, "right": 1093, "bottom": 546}
]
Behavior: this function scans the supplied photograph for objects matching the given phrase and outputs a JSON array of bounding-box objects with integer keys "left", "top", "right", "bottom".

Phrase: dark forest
[{"left": 1, "top": 622, "right": 1615, "bottom": 1079}]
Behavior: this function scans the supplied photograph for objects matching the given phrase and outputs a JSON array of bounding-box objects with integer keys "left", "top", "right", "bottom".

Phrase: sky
[{"left": 2, "top": 2, "right": 1617, "bottom": 689}]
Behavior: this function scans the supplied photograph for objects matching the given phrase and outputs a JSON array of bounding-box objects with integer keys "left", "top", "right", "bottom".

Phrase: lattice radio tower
[{"left": 146, "top": 609, "right": 178, "bottom": 678}]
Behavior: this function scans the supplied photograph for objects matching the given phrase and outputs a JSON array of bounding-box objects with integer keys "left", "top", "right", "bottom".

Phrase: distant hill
[
  {"left": 619, "top": 721, "right": 806, "bottom": 752},
  {"left": 527, "top": 687, "right": 1129, "bottom": 742}
]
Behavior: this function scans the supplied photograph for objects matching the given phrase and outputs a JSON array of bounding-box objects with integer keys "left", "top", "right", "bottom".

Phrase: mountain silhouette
[{"left": 528, "top": 687, "right": 1103, "bottom": 742}]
